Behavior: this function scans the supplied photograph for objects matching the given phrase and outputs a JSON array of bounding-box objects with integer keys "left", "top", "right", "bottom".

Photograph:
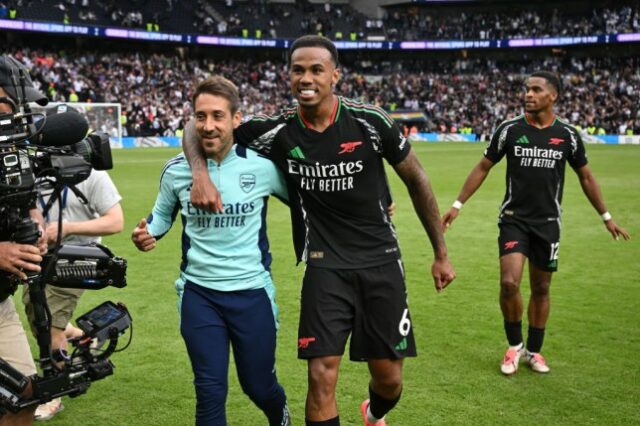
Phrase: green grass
[{"left": 19, "top": 143, "right": 639, "bottom": 425}]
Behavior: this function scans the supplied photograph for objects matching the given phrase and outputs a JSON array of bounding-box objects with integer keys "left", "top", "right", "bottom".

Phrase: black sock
[
  {"left": 306, "top": 416, "right": 340, "bottom": 426},
  {"left": 504, "top": 320, "right": 523, "bottom": 346},
  {"left": 369, "top": 386, "right": 401, "bottom": 420},
  {"left": 527, "top": 326, "right": 545, "bottom": 353}
]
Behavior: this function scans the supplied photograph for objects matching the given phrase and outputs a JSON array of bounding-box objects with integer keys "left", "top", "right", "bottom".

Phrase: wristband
[
  {"left": 601, "top": 211, "right": 612, "bottom": 222},
  {"left": 452, "top": 200, "right": 463, "bottom": 210}
]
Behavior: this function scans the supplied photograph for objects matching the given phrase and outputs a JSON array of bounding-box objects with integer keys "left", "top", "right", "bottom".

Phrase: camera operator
[
  {"left": 1, "top": 55, "right": 130, "bottom": 423},
  {"left": 22, "top": 166, "right": 123, "bottom": 421},
  {"left": 0, "top": 241, "right": 40, "bottom": 426},
  {"left": 0, "top": 55, "right": 49, "bottom": 426}
]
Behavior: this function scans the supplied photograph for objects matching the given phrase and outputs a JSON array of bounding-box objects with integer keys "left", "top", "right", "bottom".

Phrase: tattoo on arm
[
  {"left": 182, "top": 119, "right": 206, "bottom": 172},
  {"left": 394, "top": 151, "right": 447, "bottom": 258}
]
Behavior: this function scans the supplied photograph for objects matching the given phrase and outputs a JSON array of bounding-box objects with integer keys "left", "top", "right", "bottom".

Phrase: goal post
[
  {"left": 42, "top": 102, "right": 123, "bottom": 147},
  {"left": 68, "top": 102, "right": 122, "bottom": 147}
]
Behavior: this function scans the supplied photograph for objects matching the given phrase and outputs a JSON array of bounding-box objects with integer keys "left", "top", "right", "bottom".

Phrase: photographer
[{"left": 0, "top": 55, "right": 49, "bottom": 426}]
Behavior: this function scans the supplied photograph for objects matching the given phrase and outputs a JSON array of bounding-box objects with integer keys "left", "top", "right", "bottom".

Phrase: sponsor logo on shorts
[
  {"left": 309, "top": 251, "right": 324, "bottom": 259},
  {"left": 395, "top": 337, "right": 408, "bottom": 351},
  {"left": 504, "top": 240, "right": 519, "bottom": 250},
  {"left": 298, "top": 337, "right": 316, "bottom": 349},
  {"left": 548, "top": 137, "right": 565, "bottom": 145},
  {"left": 548, "top": 260, "right": 558, "bottom": 268},
  {"left": 338, "top": 141, "right": 363, "bottom": 154}
]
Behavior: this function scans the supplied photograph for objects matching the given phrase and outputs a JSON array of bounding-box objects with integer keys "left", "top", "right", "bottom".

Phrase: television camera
[{"left": 0, "top": 55, "right": 131, "bottom": 415}]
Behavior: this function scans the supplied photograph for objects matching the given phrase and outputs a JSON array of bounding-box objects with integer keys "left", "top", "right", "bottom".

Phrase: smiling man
[
  {"left": 131, "top": 76, "right": 290, "bottom": 426},
  {"left": 182, "top": 35, "right": 455, "bottom": 426},
  {"left": 442, "top": 71, "right": 630, "bottom": 376}
]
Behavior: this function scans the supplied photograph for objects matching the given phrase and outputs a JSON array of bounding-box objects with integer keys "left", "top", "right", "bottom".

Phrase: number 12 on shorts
[{"left": 549, "top": 242, "right": 560, "bottom": 261}]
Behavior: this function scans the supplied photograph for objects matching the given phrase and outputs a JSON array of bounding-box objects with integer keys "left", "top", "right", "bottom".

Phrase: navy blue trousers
[{"left": 180, "top": 281, "right": 288, "bottom": 426}]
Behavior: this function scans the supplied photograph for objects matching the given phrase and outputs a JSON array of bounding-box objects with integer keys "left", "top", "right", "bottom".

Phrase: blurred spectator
[{"left": 7, "top": 47, "right": 638, "bottom": 138}]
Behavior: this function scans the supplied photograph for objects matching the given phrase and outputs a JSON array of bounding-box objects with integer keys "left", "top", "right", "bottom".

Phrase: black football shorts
[
  {"left": 297, "top": 260, "right": 417, "bottom": 361},
  {"left": 498, "top": 217, "right": 561, "bottom": 272}
]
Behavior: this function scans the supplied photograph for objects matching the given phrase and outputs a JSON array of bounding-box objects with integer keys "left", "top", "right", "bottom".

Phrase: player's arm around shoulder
[
  {"left": 573, "top": 164, "right": 630, "bottom": 241},
  {"left": 182, "top": 118, "right": 222, "bottom": 213},
  {"left": 183, "top": 115, "right": 285, "bottom": 213},
  {"left": 234, "top": 120, "right": 289, "bottom": 204},
  {"left": 393, "top": 149, "right": 456, "bottom": 292}
]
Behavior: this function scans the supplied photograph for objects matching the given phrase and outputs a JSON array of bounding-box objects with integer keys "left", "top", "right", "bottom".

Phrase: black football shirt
[
  {"left": 485, "top": 114, "right": 588, "bottom": 224},
  {"left": 234, "top": 96, "right": 411, "bottom": 268}
]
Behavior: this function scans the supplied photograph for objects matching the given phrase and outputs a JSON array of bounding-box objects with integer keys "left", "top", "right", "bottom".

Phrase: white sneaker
[
  {"left": 34, "top": 397, "right": 64, "bottom": 421},
  {"left": 500, "top": 343, "right": 523, "bottom": 376},
  {"left": 361, "top": 399, "right": 387, "bottom": 426},
  {"left": 523, "top": 350, "right": 550, "bottom": 373}
]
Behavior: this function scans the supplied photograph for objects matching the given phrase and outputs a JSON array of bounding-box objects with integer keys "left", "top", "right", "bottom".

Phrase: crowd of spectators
[
  {"left": 6, "top": 0, "right": 188, "bottom": 33},
  {"left": 10, "top": 48, "right": 292, "bottom": 137},
  {"left": 3, "top": 0, "right": 367, "bottom": 39},
  {"left": 195, "top": 0, "right": 369, "bottom": 40},
  {"left": 6, "top": 1, "right": 638, "bottom": 42},
  {"left": 385, "top": 3, "right": 640, "bottom": 41},
  {"left": 6, "top": 47, "right": 639, "bottom": 138}
]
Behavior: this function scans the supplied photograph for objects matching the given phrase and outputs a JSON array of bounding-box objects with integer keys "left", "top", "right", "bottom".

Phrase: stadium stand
[
  {"left": 6, "top": 46, "right": 637, "bottom": 138},
  {"left": 11, "top": 0, "right": 193, "bottom": 32},
  {"left": 193, "top": 0, "right": 369, "bottom": 40},
  {"left": 383, "top": 1, "right": 640, "bottom": 41},
  {"left": 8, "top": 0, "right": 369, "bottom": 39},
  {"left": 6, "top": 0, "right": 639, "bottom": 41},
  {"left": 1, "top": 1, "right": 638, "bottom": 138}
]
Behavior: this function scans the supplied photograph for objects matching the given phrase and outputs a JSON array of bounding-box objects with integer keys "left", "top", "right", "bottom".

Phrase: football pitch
[{"left": 25, "top": 143, "right": 639, "bottom": 425}]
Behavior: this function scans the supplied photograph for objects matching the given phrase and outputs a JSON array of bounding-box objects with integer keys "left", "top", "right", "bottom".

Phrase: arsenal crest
[{"left": 239, "top": 174, "right": 256, "bottom": 193}]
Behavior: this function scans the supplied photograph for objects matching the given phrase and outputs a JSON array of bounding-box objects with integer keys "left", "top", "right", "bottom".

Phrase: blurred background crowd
[{"left": 1, "top": 0, "right": 638, "bottom": 138}]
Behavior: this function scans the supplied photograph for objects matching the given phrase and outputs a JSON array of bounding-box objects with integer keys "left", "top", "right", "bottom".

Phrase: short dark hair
[
  {"left": 288, "top": 35, "right": 339, "bottom": 67},
  {"left": 192, "top": 76, "right": 240, "bottom": 114},
  {"left": 530, "top": 71, "right": 562, "bottom": 98}
]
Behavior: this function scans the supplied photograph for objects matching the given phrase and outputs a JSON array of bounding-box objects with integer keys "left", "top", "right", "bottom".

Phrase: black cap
[{"left": 0, "top": 55, "right": 48, "bottom": 106}]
